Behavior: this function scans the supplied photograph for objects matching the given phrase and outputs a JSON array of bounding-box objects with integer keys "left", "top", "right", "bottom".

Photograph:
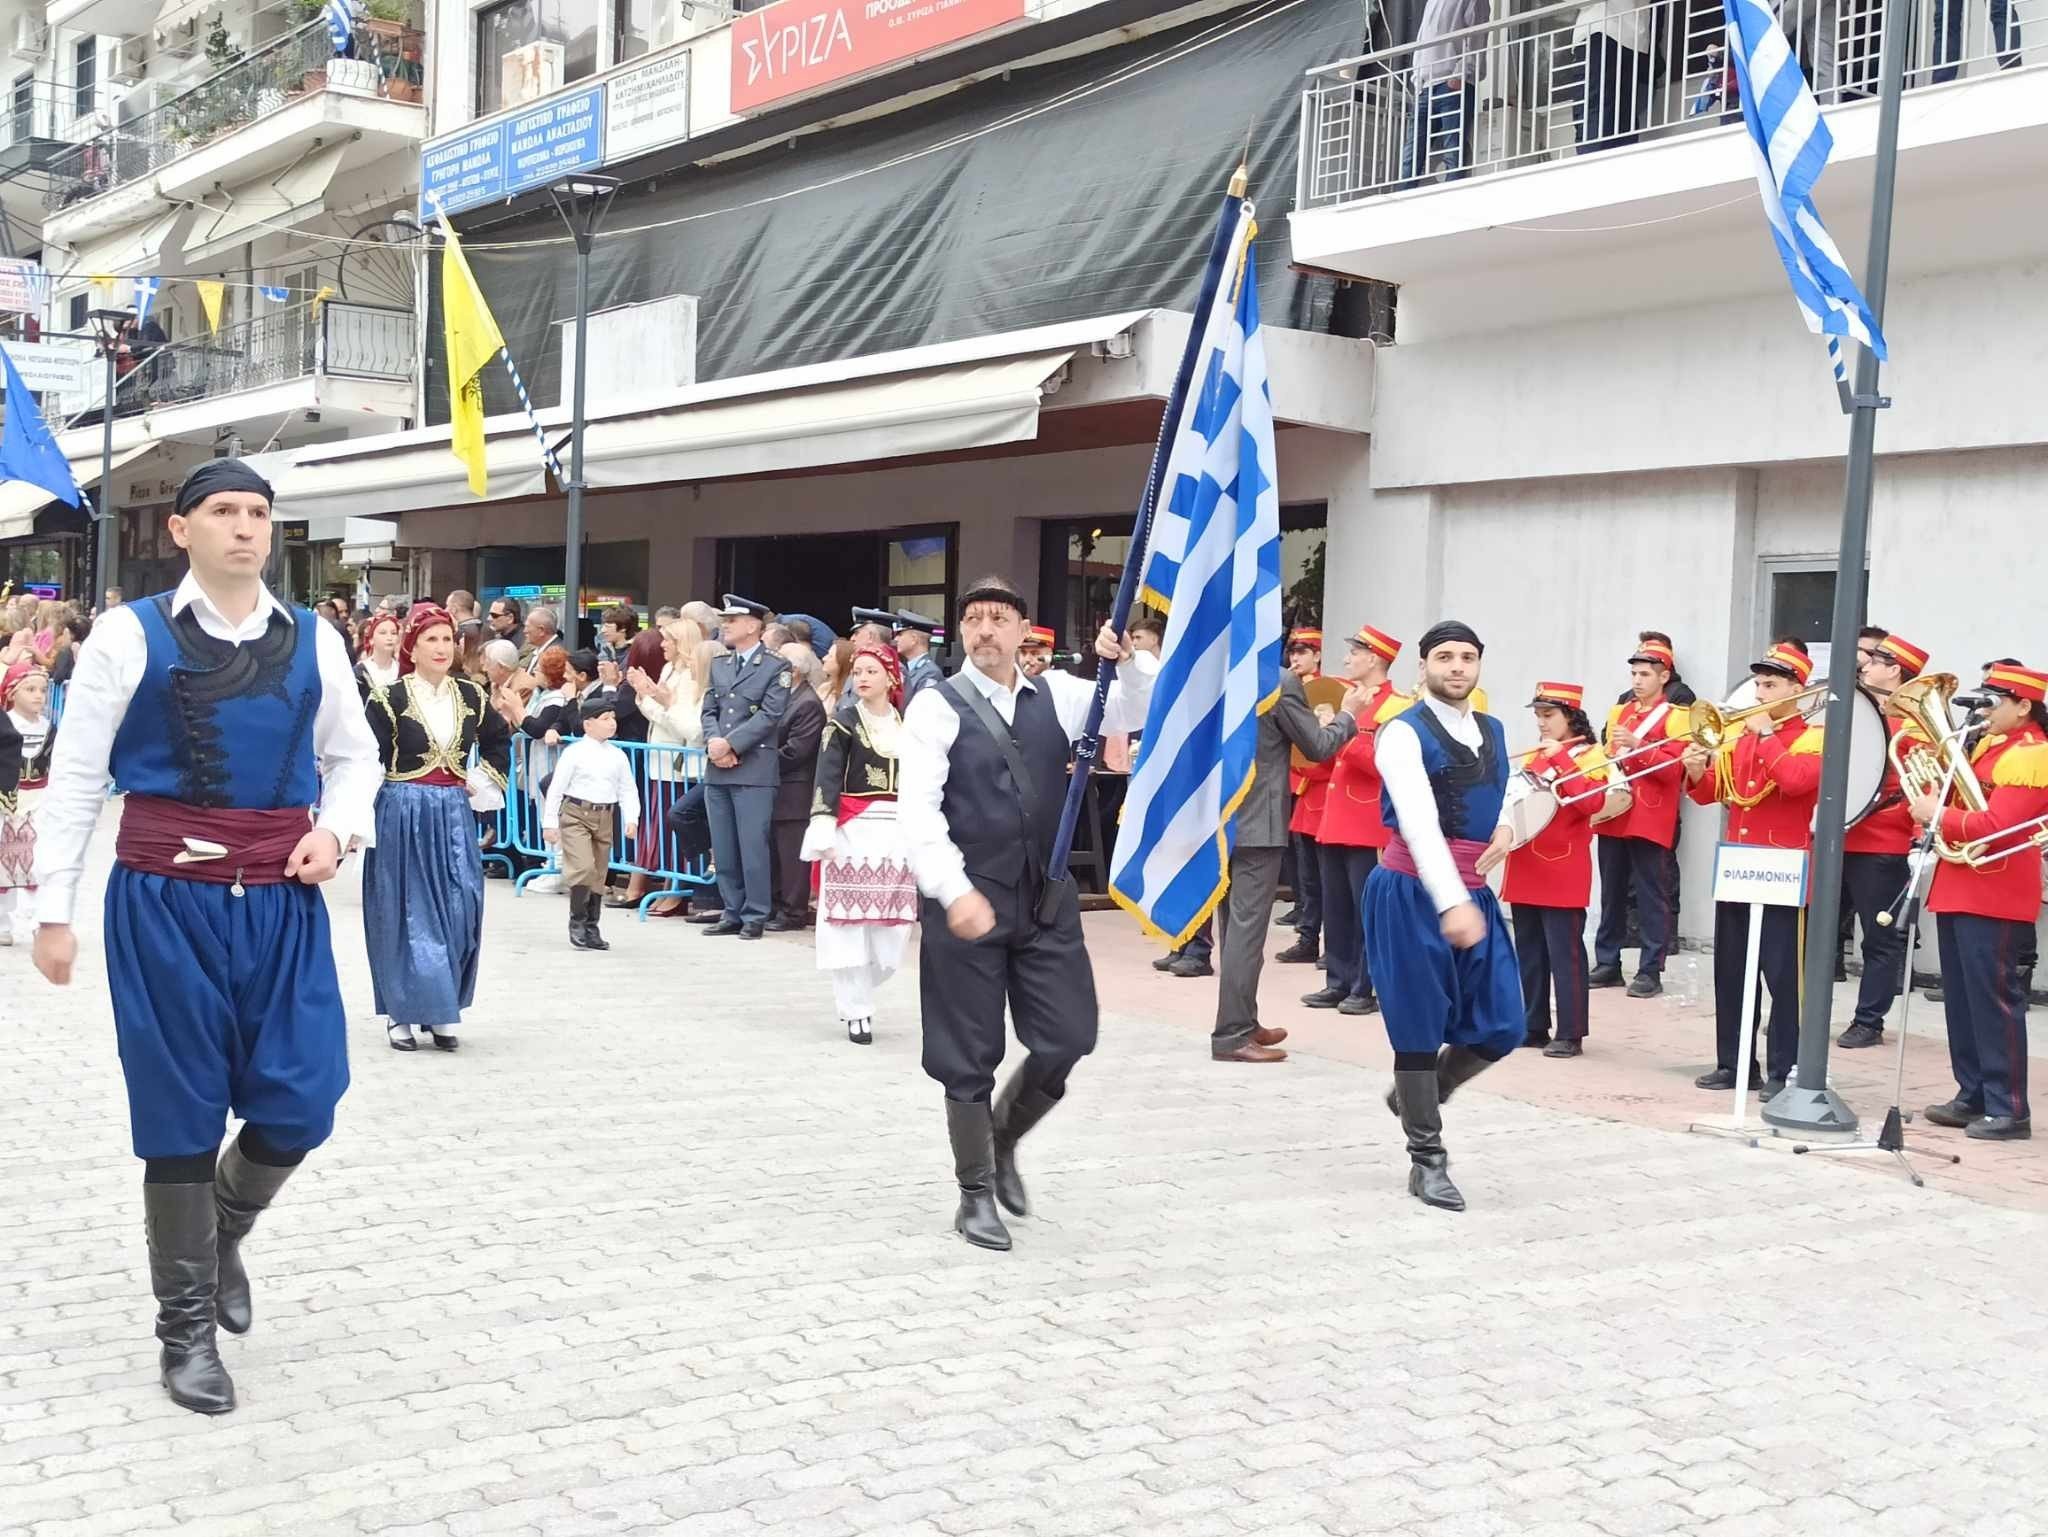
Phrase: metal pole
[
  {"left": 1763, "top": 0, "right": 1910, "bottom": 1134},
  {"left": 546, "top": 176, "right": 617, "bottom": 654},
  {"left": 94, "top": 344, "right": 117, "bottom": 607}
]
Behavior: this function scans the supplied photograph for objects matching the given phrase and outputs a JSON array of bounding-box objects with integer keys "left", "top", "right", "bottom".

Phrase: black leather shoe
[
  {"left": 1923, "top": 1097, "right": 1986, "bottom": 1129},
  {"left": 1543, "top": 1039, "right": 1583, "bottom": 1058},
  {"left": 702, "top": 918, "right": 744, "bottom": 937},
  {"left": 1151, "top": 953, "right": 1178, "bottom": 973},
  {"left": 764, "top": 914, "right": 804, "bottom": 932},
  {"left": 1300, "top": 986, "right": 1346, "bottom": 1008},
  {"left": 944, "top": 1099, "right": 1012, "bottom": 1250},
  {"left": 145, "top": 1183, "right": 236, "bottom": 1415},
  {"left": 1338, "top": 993, "right": 1379, "bottom": 1016},
  {"left": 1694, "top": 1066, "right": 1762, "bottom": 1091},
  {"left": 214, "top": 1143, "right": 294, "bottom": 1337},
  {"left": 1274, "top": 938, "right": 1320, "bottom": 964},
  {"left": 685, "top": 909, "right": 726, "bottom": 925},
  {"left": 1588, "top": 964, "right": 1624, "bottom": 989},
  {"left": 739, "top": 921, "right": 765, "bottom": 940},
  {"left": 1760, "top": 1077, "right": 1787, "bottom": 1103},
  {"left": 430, "top": 1030, "right": 461, "bottom": 1049},
  {"left": 1168, "top": 954, "right": 1214, "bottom": 978},
  {"left": 1626, "top": 974, "right": 1662, "bottom": 998},
  {"left": 1395, "top": 1070, "right": 1465, "bottom": 1211},
  {"left": 1966, "top": 1115, "right": 2032, "bottom": 1141},
  {"left": 1836, "top": 1022, "right": 1885, "bottom": 1049},
  {"left": 991, "top": 1071, "right": 1058, "bottom": 1218}
]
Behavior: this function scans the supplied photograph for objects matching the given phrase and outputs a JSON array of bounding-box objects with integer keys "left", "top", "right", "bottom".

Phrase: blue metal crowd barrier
[{"left": 497, "top": 733, "right": 716, "bottom": 916}]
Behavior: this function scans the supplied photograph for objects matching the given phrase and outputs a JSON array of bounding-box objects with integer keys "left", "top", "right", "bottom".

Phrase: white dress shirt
[
  {"left": 542, "top": 738, "right": 640, "bottom": 832},
  {"left": 33, "top": 573, "right": 383, "bottom": 925},
  {"left": 358, "top": 656, "right": 400, "bottom": 691},
  {"left": 899, "top": 652, "right": 1155, "bottom": 909},
  {"left": 1374, "top": 691, "right": 1513, "bottom": 916}
]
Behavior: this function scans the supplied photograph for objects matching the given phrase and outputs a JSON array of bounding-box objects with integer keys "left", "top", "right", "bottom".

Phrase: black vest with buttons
[{"left": 939, "top": 674, "right": 1070, "bottom": 889}]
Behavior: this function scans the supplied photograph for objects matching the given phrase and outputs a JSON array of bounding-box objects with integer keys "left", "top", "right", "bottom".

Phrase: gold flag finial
[{"left": 1228, "top": 163, "right": 1248, "bottom": 198}]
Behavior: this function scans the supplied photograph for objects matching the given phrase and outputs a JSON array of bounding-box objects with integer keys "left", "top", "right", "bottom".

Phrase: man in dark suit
[
  {"left": 894, "top": 609, "right": 946, "bottom": 699},
  {"left": 700, "top": 594, "right": 793, "bottom": 939},
  {"left": 769, "top": 645, "right": 828, "bottom": 931},
  {"left": 1212, "top": 668, "right": 1376, "bottom": 1062}
]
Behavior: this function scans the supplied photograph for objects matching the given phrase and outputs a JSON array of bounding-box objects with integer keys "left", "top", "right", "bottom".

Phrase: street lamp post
[
  {"left": 545, "top": 175, "right": 619, "bottom": 652},
  {"left": 88, "top": 307, "right": 134, "bottom": 610}
]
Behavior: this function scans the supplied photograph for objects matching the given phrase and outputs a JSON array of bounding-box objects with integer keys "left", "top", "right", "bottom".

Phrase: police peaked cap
[
  {"left": 718, "top": 593, "right": 772, "bottom": 619},
  {"left": 892, "top": 608, "right": 943, "bottom": 637},
  {"left": 850, "top": 605, "right": 899, "bottom": 628}
]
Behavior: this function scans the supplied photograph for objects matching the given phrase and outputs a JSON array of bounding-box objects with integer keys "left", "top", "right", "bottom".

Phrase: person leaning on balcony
[
  {"left": 1572, "top": 0, "right": 1659, "bottom": 151},
  {"left": 1405, "top": 0, "right": 1490, "bottom": 184}
]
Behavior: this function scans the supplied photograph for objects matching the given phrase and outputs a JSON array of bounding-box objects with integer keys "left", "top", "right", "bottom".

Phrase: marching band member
[
  {"left": 1018, "top": 625, "right": 1057, "bottom": 679},
  {"left": 1501, "top": 682, "right": 1609, "bottom": 1059},
  {"left": 1836, "top": 632, "right": 1924, "bottom": 1049},
  {"left": 1369, "top": 621, "right": 1521, "bottom": 1212},
  {"left": 1276, "top": 627, "right": 1328, "bottom": 966},
  {"left": 1592, "top": 638, "right": 1693, "bottom": 998},
  {"left": 1683, "top": 641, "right": 1822, "bottom": 1101},
  {"left": 1911, "top": 662, "right": 2048, "bottom": 1141},
  {"left": 1308, "top": 624, "right": 1405, "bottom": 1015}
]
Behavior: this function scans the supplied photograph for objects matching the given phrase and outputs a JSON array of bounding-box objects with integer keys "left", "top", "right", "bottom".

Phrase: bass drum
[{"left": 1838, "top": 682, "right": 1889, "bottom": 829}]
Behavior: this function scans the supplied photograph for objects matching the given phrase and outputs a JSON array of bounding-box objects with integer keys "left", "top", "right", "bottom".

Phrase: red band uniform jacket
[
  {"left": 1928, "top": 724, "right": 2048, "bottom": 923},
  {"left": 1502, "top": 741, "right": 1611, "bottom": 910},
  {"left": 1599, "top": 695, "right": 1693, "bottom": 848},
  {"left": 1316, "top": 681, "right": 1407, "bottom": 849},
  {"left": 1686, "top": 715, "right": 1822, "bottom": 850}
]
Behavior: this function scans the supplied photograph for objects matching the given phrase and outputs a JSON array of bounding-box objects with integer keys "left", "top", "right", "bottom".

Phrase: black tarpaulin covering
[{"left": 431, "top": 0, "right": 1371, "bottom": 425}]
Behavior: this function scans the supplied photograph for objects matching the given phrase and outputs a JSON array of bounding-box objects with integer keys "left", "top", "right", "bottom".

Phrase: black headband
[
  {"left": 1418, "top": 620, "right": 1484, "bottom": 657},
  {"left": 175, "top": 458, "right": 275, "bottom": 516},
  {"left": 958, "top": 580, "right": 1028, "bottom": 621}
]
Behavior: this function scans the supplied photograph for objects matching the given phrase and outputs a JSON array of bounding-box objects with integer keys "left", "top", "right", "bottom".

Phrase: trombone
[{"left": 1684, "top": 683, "right": 1832, "bottom": 753}]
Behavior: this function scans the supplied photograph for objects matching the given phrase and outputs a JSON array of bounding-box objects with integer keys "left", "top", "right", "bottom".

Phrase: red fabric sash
[
  {"left": 835, "top": 795, "right": 895, "bottom": 828},
  {"left": 1381, "top": 833, "right": 1487, "bottom": 889},
  {"left": 115, "top": 795, "right": 312, "bottom": 885},
  {"left": 413, "top": 768, "right": 465, "bottom": 788}
]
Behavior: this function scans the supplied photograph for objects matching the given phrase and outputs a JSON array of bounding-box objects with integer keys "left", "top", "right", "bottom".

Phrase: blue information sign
[{"left": 421, "top": 84, "right": 605, "bottom": 216}]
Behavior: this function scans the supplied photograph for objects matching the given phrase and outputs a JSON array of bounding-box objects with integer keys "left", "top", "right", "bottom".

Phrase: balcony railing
[
  {"left": 56, "top": 300, "right": 411, "bottom": 427},
  {"left": 42, "top": 19, "right": 425, "bottom": 212},
  {"left": 1298, "top": 0, "right": 2035, "bottom": 210}
]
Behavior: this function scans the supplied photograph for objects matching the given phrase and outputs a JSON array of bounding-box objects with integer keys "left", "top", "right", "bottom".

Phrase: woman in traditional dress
[
  {"left": 801, "top": 644, "right": 917, "bottom": 1044},
  {"left": 0, "top": 659, "right": 55, "bottom": 947},
  {"left": 362, "top": 605, "right": 512, "bottom": 1053},
  {"left": 353, "top": 612, "right": 402, "bottom": 699}
]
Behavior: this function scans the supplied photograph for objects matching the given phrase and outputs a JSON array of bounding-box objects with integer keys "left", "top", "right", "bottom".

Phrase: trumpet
[{"left": 1685, "top": 683, "right": 1832, "bottom": 753}]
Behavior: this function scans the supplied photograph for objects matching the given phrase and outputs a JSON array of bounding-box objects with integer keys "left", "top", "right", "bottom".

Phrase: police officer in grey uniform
[
  {"left": 701, "top": 594, "right": 793, "bottom": 939},
  {"left": 893, "top": 609, "right": 946, "bottom": 700}
]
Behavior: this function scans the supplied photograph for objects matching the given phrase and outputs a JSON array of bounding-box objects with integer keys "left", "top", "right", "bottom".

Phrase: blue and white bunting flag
[
  {"left": 1108, "top": 200, "right": 1282, "bottom": 947},
  {"left": 259, "top": 284, "right": 291, "bottom": 302},
  {"left": 130, "top": 275, "right": 160, "bottom": 322},
  {"left": 325, "top": 0, "right": 356, "bottom": 55},
  {"left": 1723, "top": 0, "right": 1887, "bottom": 368}
]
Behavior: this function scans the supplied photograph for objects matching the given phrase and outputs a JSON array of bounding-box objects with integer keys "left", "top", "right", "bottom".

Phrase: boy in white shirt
[{"left": 542, "top": 691, "right": 639, "bottom": 950}]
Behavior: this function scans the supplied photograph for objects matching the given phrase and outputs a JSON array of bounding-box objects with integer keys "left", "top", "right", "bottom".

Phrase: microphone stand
[{"left": 1789, "top": 726, "right": 1982, "bottom": 1184}]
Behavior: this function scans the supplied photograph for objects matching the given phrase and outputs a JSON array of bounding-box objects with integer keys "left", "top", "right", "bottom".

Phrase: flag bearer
[
  {"left": 1911, "top": 662, "right": 2048, "bottom": 1141},
  {"left": 31, "top": 460, "right": 382, "bottom": 1414},
  {"left": 1682, "top": 640, "right": 1822, "bottom": 1102}
]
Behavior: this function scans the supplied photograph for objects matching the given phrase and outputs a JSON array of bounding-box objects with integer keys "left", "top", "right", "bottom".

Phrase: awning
[
  {"left": 582, "top": 350, "right": 1075, "bottom": 488},
  {"left": 63, "top": 211, "right": 184, "bottom": 285},
  {"left": 264, "top": 433, "right": 553, "bottom": 524},
  {"left": 0, "top": 442, "right": 159, "bottom": 541},
  {"left": 182, "top": 143, "right": 352, "bottom": 267}
]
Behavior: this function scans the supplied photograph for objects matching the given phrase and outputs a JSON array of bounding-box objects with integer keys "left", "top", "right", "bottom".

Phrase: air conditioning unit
[
  {"left": 12, "top": 17, "right": 48, "bottom": 58},
  {"left": 112, "top": 35, "right": 150, "bottom": 85}
]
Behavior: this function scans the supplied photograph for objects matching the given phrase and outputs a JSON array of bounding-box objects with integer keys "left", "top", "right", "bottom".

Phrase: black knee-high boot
[
  {"left": 944, "top": 1099, "right": 1011, "bottom": 1250},
  {"left": 145, "top": 1183, "right": 236, "bottom": 1413},
  {"left": 991, "top": 1067, "right": 1060, "bottom": 1218},
  {"left": 214, "top": 1142, "right": 295, "bottom": 1336},
  {"left": 1392, "top": 1071, "right": 1465, "bottom": 1212}
]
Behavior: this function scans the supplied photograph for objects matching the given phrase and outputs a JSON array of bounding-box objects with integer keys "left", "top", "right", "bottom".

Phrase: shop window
[{"left": 477, "top": 0, "right": 602, "bottom": 115}]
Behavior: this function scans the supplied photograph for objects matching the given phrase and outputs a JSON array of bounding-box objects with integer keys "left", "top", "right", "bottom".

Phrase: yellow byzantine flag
[{"left": 439, "top": 216, "right": 504, "bottom": 497}]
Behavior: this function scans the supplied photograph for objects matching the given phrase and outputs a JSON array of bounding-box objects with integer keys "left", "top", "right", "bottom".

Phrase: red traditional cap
[
  {"left": 399, "top": 603, "right": 455, "bottom": 676},
  {"left": 1348, "top": 624, "right": 1400, "bottom": 663},
  {"left": 1752, "top": 642, "right": 1814, "bottom": 684},
  {"left": 851, "top": 642, "right": 904, "bottom": 709},
  {"left": 1023, "top": 625, "right": 1055, "bottom": 647},
  {"left": 1983, "top": 662, "right": 2048, "bottom": 703},
  {"left": 1529, "top": 681, "right": 1584, "bottom": 711},
  {"left": 1287, "top": 627, "right": 1324, "bottom": 649},
  {"left": 1876, "top": 632, "right": 1928, "bottom": 678},
  {"left": 0, "top": 658, "right": 48, "bottom": 710},
  {"left": 1628, "top": 640, "right": 1676, "bottom": 671}
]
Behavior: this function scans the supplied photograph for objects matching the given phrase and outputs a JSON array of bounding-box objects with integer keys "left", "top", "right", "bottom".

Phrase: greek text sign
[
  {"left": 605, "top": 50, "right": 691, "bottom": 161},
  {"left": 731, "top": 0, "right": 1028, "bottom": 114},
  {"left": 1711, "top": 843, "right": 1809, "bottom": 907}
]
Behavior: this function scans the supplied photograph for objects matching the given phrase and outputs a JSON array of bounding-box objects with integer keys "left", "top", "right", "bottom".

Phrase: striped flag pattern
[
  {"left": 1109, "top": 200, "right": 1282, "bottom": 947},
  {"left": 1723, "top": 0, "right": 1887, "bottom": 364}
]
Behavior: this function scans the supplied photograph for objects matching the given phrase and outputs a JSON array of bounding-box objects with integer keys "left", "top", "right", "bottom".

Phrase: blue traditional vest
[
  {"left": 938, "top": 674, "right": 1070, "bottom": 889},
  {"left": 1379, "top": 700, "right": 1508, "bottom": 842},
  {"left": 110, "top": 591, "right": 322, "bottom": 809}
]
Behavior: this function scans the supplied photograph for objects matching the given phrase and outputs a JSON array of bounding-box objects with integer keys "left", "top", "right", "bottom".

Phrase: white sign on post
[{"left": 1707, "top": 842, "right": 1809, "bottom": 1133}]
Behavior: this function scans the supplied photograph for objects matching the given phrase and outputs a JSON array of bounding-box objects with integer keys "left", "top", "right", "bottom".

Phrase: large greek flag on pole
[
  {"left": 1724, "top": 0, "right": 1887, "bottom": 362},
  {"left": 1109, "top": 202, "right": 1281, "bottom": 947}
]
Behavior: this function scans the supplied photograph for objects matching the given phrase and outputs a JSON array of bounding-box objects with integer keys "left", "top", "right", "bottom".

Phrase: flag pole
[
  {"left": 1039, "top": 164, "right": 1251, "bottom": 916},
  {"left": 1763, "top": 0, "right": 1910, "bottom": 1135}
]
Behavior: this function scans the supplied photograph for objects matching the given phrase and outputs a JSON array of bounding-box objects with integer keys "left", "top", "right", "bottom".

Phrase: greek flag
[
  {"left": 1724, "top": 0, "right": 1887, "bottom": 363},
  {"left": 1108, "top": 199, "right": 1281, "bottom": 947},
  {"left": 325, "top": 0, "right": 355, "bottom": 55}
]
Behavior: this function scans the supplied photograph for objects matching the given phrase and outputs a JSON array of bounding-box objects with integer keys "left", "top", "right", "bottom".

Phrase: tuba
[{"left": 1882, "top": 673, "right": 1989, "bottom": 862}]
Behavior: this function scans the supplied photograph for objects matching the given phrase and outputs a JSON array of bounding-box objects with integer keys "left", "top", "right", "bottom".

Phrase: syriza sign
[{"left": 730, "top": 0, "right": 1029, "bottom": 114}]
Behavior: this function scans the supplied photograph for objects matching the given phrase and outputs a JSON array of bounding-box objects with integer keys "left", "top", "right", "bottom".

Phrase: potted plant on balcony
[
  {"left": 361, "top": 0, "right": 425, "bottom": 103},
  {"left": 288, "top": 0, "right": 329, "bottom": 94}
]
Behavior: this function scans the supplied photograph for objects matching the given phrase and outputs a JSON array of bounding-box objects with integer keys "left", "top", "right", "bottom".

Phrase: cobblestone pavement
[{"left": 4, "top": 833, "right": 2047, "bottom": 1537}]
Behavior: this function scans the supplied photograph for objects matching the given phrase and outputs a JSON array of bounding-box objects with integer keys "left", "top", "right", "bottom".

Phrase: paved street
[{"left": 4, "top": 828, "right": 2048, "bottom": 1537}]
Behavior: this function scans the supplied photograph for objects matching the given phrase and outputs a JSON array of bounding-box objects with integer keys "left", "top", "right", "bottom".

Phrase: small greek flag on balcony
[
  {"left": 1108, "top": 196, "right": 1283, "bottom": 947},
  {"left": 325, "top": 0, "right": 356, "bottom": 55},
  {"left": 1723, "top": 0, "right": 1887, "bottom": 364}
]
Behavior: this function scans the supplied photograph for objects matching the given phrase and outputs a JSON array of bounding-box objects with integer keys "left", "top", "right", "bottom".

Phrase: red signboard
[{"left": 730, "top": 0, "right": 1029, "bottom": 114}]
